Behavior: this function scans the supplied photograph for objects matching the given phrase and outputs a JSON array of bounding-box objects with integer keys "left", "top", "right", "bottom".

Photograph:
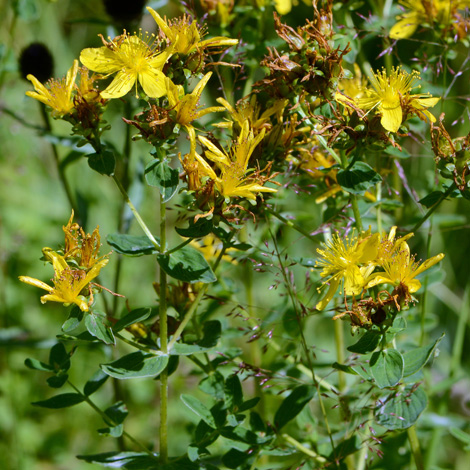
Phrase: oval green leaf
[
  {"left": 337, "top": 161, "right": 382, "bottom": 195},
  {"left": 101, "top": 351, "right": 169, "bottom": 379},
  {"left": 157, "top": 245, "right": 216, "bottom": 283},
  {"left": 376, "top": 384, "right": 427, "bottom": 430},
  {"left": 370, "top": 349, "right": 404, "bottom": 389},
  {"left": 107, "top": 233, "right": 159, "bottom": 256}
]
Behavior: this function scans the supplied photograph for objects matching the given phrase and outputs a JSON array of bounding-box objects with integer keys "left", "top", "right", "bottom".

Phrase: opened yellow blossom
[
  {"left": 26, "top": 60, "right": 79, "bottom": 117},
  {"left": 213, "top": 95, "right": 287, "bottom": 133},
  {"left": 366, "top": 247, "right": 444, "bottom": 295},
  {"left": 166, "top": 72, "right": 225, "bottom": 155},
  {"left": 197, "top": 120, "right": 277, "bottom": 200},
  {"left": 147, "top": 7, "right": 238, "bottom": 55},
  {"left": 356, "top": 67, "right": 440, "bottom": 132},
  {"left": 315, "top": 231, "right": 380, "bottom": 310},
  {"left": 80, "top": 32, "right": 171, "bottom": 99},
  {"left": 19, "top": 250, "right": 109, "bottom": 312},
  {"left": 390, "top": 0, "right": 470, "bottom": 39}
]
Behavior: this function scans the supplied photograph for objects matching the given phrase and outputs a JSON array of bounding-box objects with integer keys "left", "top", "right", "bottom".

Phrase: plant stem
[
  {"left": 39, "top": 104, "right": 78, "bottom": 217},
  {"left": 166, "top": 246, "right": 226, "bottom": 352},
  {"left": 407, "top": 426, "right": 424, "bottom": 470},
  {"left": 340, "top": 151, "right": 363, "bottom": 232},
  {"left": 270, "top": 227, "right": 337, "bottom": 459},
  {"left": 411, "top": 183, "right": 455, "bottom": 233},
  {"left": 112, "top": 175, "right": 160, "bottom": 250},
  {"left": 282, "top": 434, "right": 327, "bottom": 463},
  {"left": 67, "top": 381, "right": 155, "bottom": 456},
  {"left": 159, "top": 194, "right": 169, "bottom": 463},
  {"left": 266, "top": 206, "right": 319, "bottom": 243}
]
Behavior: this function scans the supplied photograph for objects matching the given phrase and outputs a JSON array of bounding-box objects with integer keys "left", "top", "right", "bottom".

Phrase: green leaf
[
  {"left": 376, "top": 384, "right": 427, "bottom": 430},
  {"left": 49, "top": 342, "right": 72, "bottom": 372},
  {"left": 87, "top": 149, "right": 115, "bottom": 176},
  {"left": 157, "top": 245, "right": 216, "bottom": 283},
  {"left": 221, "top": 426, "right": 269, "bottom": 445},
  {"left": 224, "top": 374, "right": 243, "bottom": 411},
  {"left": 385, "top": 145, "right": 410, "bottom": 159},
  {"left": 332, "top": 362, "right": 359, "bottom": 375},
  {"left": 107, "top": 233, "right": 159, "bottom": 256},
  {"left": 145, "top": 159, "right": 179, "bottom": 202},
  {"left": 370, "top": 349, "right": 404, "bottom": 389},
  {"left": 62, "top": 305, "right": 84, "bottom": 332},
  {"left": 274, "top": 385, "right": 315, "bottom": 430},
  {"left": 337, "top": 161, "right": 382, "bottom": 195},
  {"left": 105, "top": 401, "right": 128, "bottom": 425},
  {"left": 171, "top": 320, "right": 221, "bottom": 355},
  {"left": 419, "top": 191, "right": 444, "bottom": 208},
  {"left": 403, "top": 333, "right": 444, "bottom": 377},
  {"left": 449, "top": 427, "right": 470, "bottom": 450},
  {"left": 77, "top": 451, "right": 159, "bottom": 468},
  {"left": 25, "top": 358, "right": 53, "bottom": 372},
  {"left": 98, "top": 424, "right": 123, "bottom": 438},
  {"left": 84, "top": 370, "right": 109, "bottom": 396},
  {"left": 199, "top": 371, "right": 225, "bottom": 399},
  {"left": 222, "top": 448, "right": 251, "bottom": 469},
  {"left": 329, "top": 435, "right": 361, "bottom": 460},
  {"left": 175, "top": 218, "right": 213, "bottom": 238},
  {"left": 187, "top": 445, "right": 210, "bottom": 462},
  {"left": 85, "top": 313, "right": 116, "bottom": 345},
  {"left": 347, "top": 330, "right": 381, "bottom": 354},
  {"left": 238, "top": 397, "right": 260, "bottom": 412},
  {"left": 101, "top": 352, "right": 169, "bottom": 379},
  {"left": 181, "top": 394, "right": 216, "bottom": 428},
  {"left": 47, "top": 375, "right": 68, "bottom": 388},
  {"left": 113, "top": 308, "right": 152, "bottom": 333},
  {"left": 32, "top": 393, "right": 85, "bottom": 409}
]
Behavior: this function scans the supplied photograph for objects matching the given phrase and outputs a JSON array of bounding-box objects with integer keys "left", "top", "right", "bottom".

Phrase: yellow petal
[
  {"left": 344, "top": 265, "right": 365, "bottom": 296},
  {"left": 407, "top": 279, "right": 421, "bottom": 294},
  {"left": 138, "top": 69, "right": 167, "bottom": 98},
  {"left": 80, "top": 47, "right": 122, "bottom": 74},
  {"left": 19, "top": 276, "right": 54, "bottom": 293},
  {"left": 413, "top": 253, "right": 445, "bottom": 277},
  {"left": 390, "top": 15, "right": 420, "bottom": 40},
  {"left": 316, "top": 277, "right": 341, "bottom": 311},
  {"left": 102, "top": 71, "right": 136, "bottom": 99},
  {"left": 380, "top": 105, "right": 402, "bottom": 132}
]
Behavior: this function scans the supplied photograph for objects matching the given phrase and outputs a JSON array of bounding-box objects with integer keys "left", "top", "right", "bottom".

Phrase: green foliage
[{"left": 3, "top": 0, "right": 470, "bottom": 469}]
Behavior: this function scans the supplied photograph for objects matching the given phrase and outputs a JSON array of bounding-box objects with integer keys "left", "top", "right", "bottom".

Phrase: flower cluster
[
  {"left": 19, "top": 212, "right": 110, "bottom": 312},
  {"left": 336, "top": 66, "right": 439, "bottom": 133},
  {"left": 315, "top": 227, "right": 444, "bottom": 325}
]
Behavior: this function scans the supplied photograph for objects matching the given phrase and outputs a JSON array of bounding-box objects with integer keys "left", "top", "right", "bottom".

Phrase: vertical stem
[
  {"left": 407, "top": 426, "right": 424, "bottom": 470},
  {"left": 39, "top": 104, "right": 78, "bottom": 217},
  {"left": 340, "top": 151, "right": 363, "bottom": 232},
  {"left": 159, "top": 193, "right": 168, "bottom": 463},
  {"left": 334, "top": 317, "right": 346, "bottom": 392}
]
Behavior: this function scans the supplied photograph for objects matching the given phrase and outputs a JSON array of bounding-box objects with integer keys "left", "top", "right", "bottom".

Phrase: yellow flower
[
  {"left": 147, "top": 7, "right": 238, "bottom": 55},
  {"left": 356, "top": 67, "right": 439, "bottom": 133},
  {"left": 376, "top": 226, "right": 414, "bottom": 264},
  {"left": 26, "top": 60, "right": 79, "bottom": 117},
  {"left": 366, "top": 247, "right": 444, "bottom": 295},
  {"left": 19, "top": 250, "right": 109, "bottom": 312},
  {"left": 197, "top": 120, "right": 277, "bottom": 200},
  {"left": 315, "top": 231, "right": 380, "bottom": 310},
  {"left": 390, "top": 0, "right": 470, "bottom": 39},
  {"left": 166, "top": 72, "right": 225, "bottom": 155},
  {"left": 213, "top": 95, "right": 287, "bottom": 133},
  {"left": 80, "top": 32, "right": 171, "bottom": 99},
  {"left": 335, "top": 63, "right": 367, "bottom": 108}
]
